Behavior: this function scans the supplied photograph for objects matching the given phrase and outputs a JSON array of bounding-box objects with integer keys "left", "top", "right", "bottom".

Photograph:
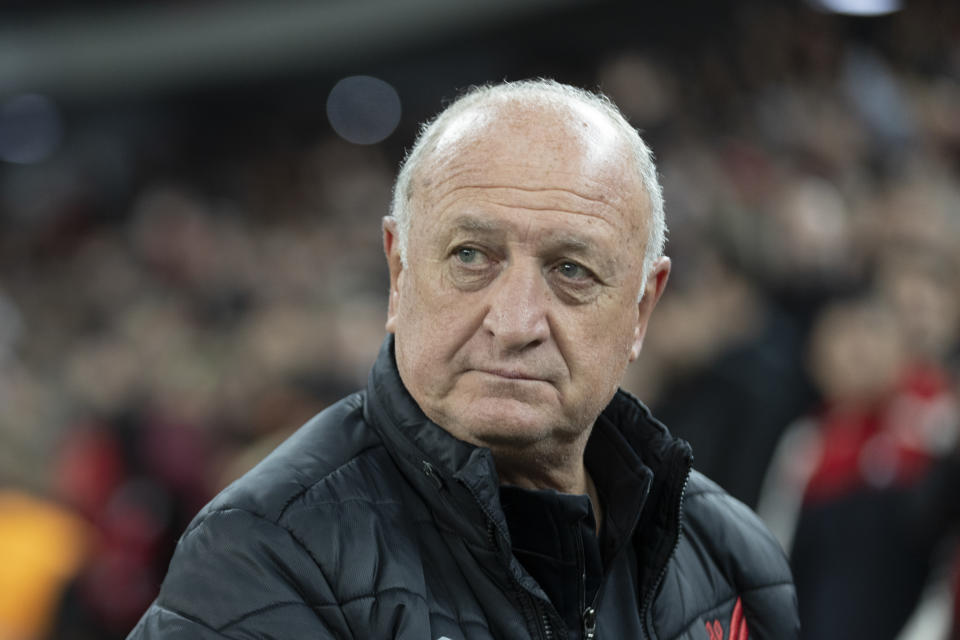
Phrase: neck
[
  {"left": 489, "top": 430, "right": 589, "bottom": 491},
  {"left": 495, "top": 451, "right": 587, "bottom": 494},
  {"left": 490, "top": 433, "right": 603, "bottom": 533}
]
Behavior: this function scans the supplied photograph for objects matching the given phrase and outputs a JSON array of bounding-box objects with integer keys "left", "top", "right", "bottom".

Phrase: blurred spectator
[
  {"left": 759, "top": 296, "right": 960, "bottom": 639},
  {"left": 47, "top": 410, "right": 213, "bottom": 640},
  {"left": 635, "top": 243, "right": 818, "bottom": 508}
]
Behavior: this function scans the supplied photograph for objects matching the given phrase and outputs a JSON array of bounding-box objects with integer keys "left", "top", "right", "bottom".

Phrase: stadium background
[{"left": 0, "top": 0, "right": 958, "bottom": 638}]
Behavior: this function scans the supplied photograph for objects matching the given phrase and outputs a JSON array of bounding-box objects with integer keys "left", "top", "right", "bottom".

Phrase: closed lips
[{"left": 477, "top": 368, "right": 547, "bottom": 381}]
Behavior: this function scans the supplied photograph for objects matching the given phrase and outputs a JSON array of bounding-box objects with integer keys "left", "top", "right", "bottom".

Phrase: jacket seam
[
  {"left": 180, "top": 506, "right": 268, "bottom": 543},
  {"left": 277, "top": 516, "right": 430, "bottom": 609},
  {"left": 177, "top": 506, "right": 343, "bottom": 631},
  {"left": 738, "top": 578, "right": 795, "bottom": 594},
  {"left": 280, "top": 496, "right": 406, "bottom": 520},
  {"left": 191, "top": 510, "right": 431, "bottom": 632},
  {"left": 330, "top": 585, "right": 429, "bottom": 607},
  {"left": 150, "top": 603, "right": 234, "bottom": 638},
  {"left": 218, "top": 588, "right": 431, "bottom": 632},
  {"left": 196, "top": 495, "right": 404, "bottom": 527},
  {"left": 218, "top": 601, "right": 331, "bottom": 633},
  {"left": 276, "top": 442, "right": 386, "bottom": 521},
  {"left": 178, "top": 442, "right": 388, "bottom": 538},
  {"left": 683, "top": 487, "right": 726, "bottom": 499}
]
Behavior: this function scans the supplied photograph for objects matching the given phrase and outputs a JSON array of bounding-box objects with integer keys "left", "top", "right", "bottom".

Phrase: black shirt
[{"left": 500, "top": 414, "right": 653, "bottom": 639}]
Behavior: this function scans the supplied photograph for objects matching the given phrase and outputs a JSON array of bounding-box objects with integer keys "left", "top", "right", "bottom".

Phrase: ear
[
  {"left": 383, "top": 216, "right": 405, "bottom": 333},
  {"left": 629, "top": 256, "right": 670, "bottom": 362}
]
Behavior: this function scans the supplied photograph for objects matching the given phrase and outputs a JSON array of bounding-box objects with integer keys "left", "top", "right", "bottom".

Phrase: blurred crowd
[{"left": 1, "top": 2, "right": 959, "bottom": 639}]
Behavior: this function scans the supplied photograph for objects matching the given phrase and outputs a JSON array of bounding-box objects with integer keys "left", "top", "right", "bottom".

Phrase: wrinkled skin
[{"left": 384, "top": 99, "right": 669, "bottom": 493}]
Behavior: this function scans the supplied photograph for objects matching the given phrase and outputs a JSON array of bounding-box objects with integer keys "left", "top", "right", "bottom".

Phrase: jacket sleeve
[{"left": 127, "top": 507, "right": 346, "bottom": 639}]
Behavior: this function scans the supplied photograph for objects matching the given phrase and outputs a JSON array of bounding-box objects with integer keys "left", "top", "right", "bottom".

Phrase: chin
[{"left": 447, "top": 399, "right": 572, "bottom": 449}]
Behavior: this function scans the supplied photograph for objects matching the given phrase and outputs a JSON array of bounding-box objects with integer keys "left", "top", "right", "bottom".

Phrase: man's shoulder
[
  {"left": 652, "top": 469, "right": 798, "bottom": 639},
  {"left": 137, "top": 390, "right": 436, "bottom": 638},
  {"left": 195, "top": 391, "right": 394, "bottom": 527},
  {"left": 680, "top": 470, "right": 793, "bottom": 588}
]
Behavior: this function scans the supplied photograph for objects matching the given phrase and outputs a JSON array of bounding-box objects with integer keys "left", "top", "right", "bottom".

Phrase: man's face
[{"left": 384, "top": 102, "right": 669, "bottom": 453}]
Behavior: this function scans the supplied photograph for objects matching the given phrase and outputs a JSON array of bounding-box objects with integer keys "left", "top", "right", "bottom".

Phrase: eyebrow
[
  {"left": 545, "top": 233, "right": 592, "bottom": 254},
  {"left": 448, "top": 214, "right": 502, "bottom": 236}
]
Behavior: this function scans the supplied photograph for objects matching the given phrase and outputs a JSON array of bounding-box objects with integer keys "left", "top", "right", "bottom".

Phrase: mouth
[{"left": 475, "top": 368, "right": 548, "bottom": 382}]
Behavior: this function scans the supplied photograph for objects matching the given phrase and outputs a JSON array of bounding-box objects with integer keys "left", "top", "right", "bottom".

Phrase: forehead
[{"left": 412, "top": 100, "right": 649, "bottom": 240}]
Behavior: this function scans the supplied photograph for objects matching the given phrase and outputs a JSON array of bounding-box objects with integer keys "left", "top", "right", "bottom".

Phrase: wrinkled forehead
[{"left": 401, "top": 97, "right": 652, "bottom": 254}]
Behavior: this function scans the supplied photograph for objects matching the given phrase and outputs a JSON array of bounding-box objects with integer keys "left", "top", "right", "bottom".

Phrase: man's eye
[
  {"left": 556, "top": 261, "right": 590, "bottom": 280},
  {"left": 456, "top": 247, "right": 483, "bottom": 264}
]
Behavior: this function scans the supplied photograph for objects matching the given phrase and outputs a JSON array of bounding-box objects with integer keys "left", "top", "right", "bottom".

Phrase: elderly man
[{"left": 130, "top": 80, "right": 798, "bottom": 639}]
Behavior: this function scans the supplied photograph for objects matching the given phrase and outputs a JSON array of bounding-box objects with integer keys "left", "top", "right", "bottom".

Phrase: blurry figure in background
[
  {"left": 877, "top": 249, "right": 960, "bottom": 409},
  {"left": 647, "top": 173, "right": 859, "bottom": 509},
  {"left": 46, "top": 411, "right": 213, "bottom": 640},
  {"left": 878, "top": 249, "right": 960, "bottom": 640},
  {"left": 644, "top": 240, "right": 817, "bottom": 509},
  {"left": 759, "top": 293, "right": 960, "bottom": 640}
]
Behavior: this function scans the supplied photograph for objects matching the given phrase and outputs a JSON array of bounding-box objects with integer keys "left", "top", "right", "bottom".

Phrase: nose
[{"left": 481, "top": 260, "right": 551, "bottom": 352}]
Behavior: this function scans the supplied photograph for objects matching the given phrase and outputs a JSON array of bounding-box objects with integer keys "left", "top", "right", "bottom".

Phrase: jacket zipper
[
  {"left": 461, "top": 475, "right": 560, "bottom": 640},
  {"left": 486, "top": 519, "right": 555, "bottom": 640},
  {"left": 482, "top": 483, "right": 597, "bottom": 640},
  {"left": 582, "top": 604, "right": 597, "bottom": 640},
  {"left": 421, "top": 461, "right": 444, "bottom": 490},
  {"left": 536, "top": 599, "right": 555, "bottom": 640},
  {"left": 574, "top": 521, "right": 599, "bottom": 640},
  {"left": 435, "top": 464, "right": 552, "bottom": 638},
  {"left": 640, "top": 466, "right": 691, "bottom": 639}
]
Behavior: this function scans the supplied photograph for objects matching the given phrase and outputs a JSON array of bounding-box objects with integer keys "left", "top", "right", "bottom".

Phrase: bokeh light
[
  {"left": 326, "top": 75, "right": 401, "bottom": 145},
  {"left": 808, "top": 0, "right": 902, "bottom": 16},
  {"left": 0, "top": 94, "right": 63, "bottom": 165}
]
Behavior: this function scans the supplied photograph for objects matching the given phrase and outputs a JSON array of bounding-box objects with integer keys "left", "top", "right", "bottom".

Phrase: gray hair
[{"left": 389, "top": 79, "right": 666, "bottom": 294}]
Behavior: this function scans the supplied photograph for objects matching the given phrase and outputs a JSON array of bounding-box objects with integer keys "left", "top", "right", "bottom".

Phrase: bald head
[{"left": 389, "top": 79, "right": 666, "bottom": 288}]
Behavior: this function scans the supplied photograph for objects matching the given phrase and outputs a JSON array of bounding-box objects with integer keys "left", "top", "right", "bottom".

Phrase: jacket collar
[
  {"left": 601, "top": 390, "right": 694, "bottom": 608},
  {"left": 363, "top": 335, "right": 693, "bottom": 559},
  {"left": 364, "top": 335, "right": 503, "bottom": 548}
]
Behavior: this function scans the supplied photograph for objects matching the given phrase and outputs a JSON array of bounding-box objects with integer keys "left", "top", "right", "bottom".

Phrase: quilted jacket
[{"left": 129, "top": 337, "right": 799, "bottom": 639}]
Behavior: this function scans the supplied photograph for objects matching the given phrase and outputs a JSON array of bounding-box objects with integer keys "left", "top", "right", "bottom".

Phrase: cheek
[
  {"left": 396, "top": 269, "right": 474, "bottom": 362},
  {"left": 563, "top": 305, "right": 638, "bottom": 375}
]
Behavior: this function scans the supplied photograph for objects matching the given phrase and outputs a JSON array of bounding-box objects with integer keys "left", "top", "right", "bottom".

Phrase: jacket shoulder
[
  {"left": 652, "top": 470, "right": 799, "bottom": 639},
  {"left": 682, "top": 470, "right": 794, "bottom": 590},
  {"left": 198, "top": 392, "right": 378, "bottom": 524},
  {"left": 133, "top": 392, "right": 432, "bottom": 638}
]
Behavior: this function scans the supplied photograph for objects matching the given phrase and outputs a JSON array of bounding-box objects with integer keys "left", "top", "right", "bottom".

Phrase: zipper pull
[
  {"left": 421, "top": 460, "right": 444, "bottom": 490},
  {"left": 582, "top": 606, "right": 597, "bottom": 639}
]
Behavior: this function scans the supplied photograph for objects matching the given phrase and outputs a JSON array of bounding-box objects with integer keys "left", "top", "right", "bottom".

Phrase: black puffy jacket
[{"left": 130, "top": 338, "right": 799, "bottom": 639}]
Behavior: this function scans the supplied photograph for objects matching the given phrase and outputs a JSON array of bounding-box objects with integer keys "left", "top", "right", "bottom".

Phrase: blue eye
[
  {"left": 457, "top": 247, "right": 480, "bottom": 263},
  {"left": 557, "top": 261, "right": 588, "bottom": 279}
]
